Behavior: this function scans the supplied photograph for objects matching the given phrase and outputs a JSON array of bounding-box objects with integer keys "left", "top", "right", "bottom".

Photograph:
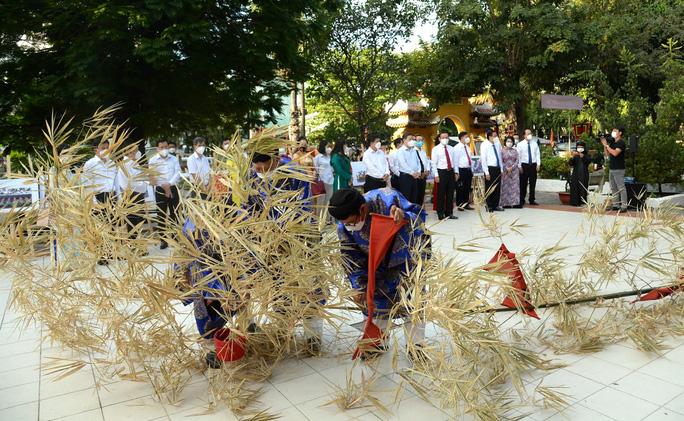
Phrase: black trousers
[
  {"left": 399, "top": 172, "right": 418, "bottom": 204},
  {"left": 93, "top": 192, "right": 114, "bottom": 259},
  {"left": 520, "top": 163, "right": 538, "bottom": 204},
  {"left": 436, "top": 169, "right": 456, "bottom": 217},
  {"left": 485, "top": 166, "right": 502, "bottom": 211},
  {"left": 456, "top": 167, "right": 473, "bottom": 207},
  {"left": 390, "top": 174, "right": 400, "bottom": 190},
  {"left": 416, "top": 178, "right": 427, "bottom": 207},
  {"left": 94, "top": 191, "right": 113, "bottom": 205},
  {"left": 155, "top": 185, "right": 180, "bottom": 240},
  {"left": 363, "top": 175, "right": 386, "bottom": 193},
  {"left": 126, "top": 192, "right": 146, "bottom": 239}
]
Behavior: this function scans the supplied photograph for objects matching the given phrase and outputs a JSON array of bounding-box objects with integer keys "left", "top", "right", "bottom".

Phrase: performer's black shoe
[
  {"left": 437, "top": 214, "right": 445, "bottom": 220},
  {"left": 529, "top": 201, "right": 539, "bottom": 206},
  {"left": 464, "top": 205, "right": 474, "bottom": 210},
  {"left": 447, "top": 215, "right": 458, "bottom": 220},
  {"left": 407, "top": 344, "right": 428, "bottom": 365},
  {"left": 160, "top": 241, "right": 168, "bottom": 250},
  {"left": 246, "top": 322, "right": 259, "bottom": 333},
  {"left": 97, "top": 259, "right": 109, "bottom": 266},
  {"left": 205, "top": 351, "right": 222, "bottom": 369},
  {"left": 494, "top": 207, "right": 505, "bottom": 212},
  {"left": 360, "top": 343, "right": 388, "bottom": 361},
  {"left": 513, "top": 204, "right": 523, "bottom": 209},
  {"left": 457, "top": 207, "right": 464, "bottom": 211}
]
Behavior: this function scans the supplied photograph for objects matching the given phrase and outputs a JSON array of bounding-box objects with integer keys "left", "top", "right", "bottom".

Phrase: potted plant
[{"left": 541, "top": 152, "right": 572, "bottom": 204}]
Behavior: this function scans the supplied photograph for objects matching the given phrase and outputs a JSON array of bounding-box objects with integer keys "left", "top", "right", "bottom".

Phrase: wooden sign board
[{"left": 541, "top": 94, "right": 584, "bottom": 111}]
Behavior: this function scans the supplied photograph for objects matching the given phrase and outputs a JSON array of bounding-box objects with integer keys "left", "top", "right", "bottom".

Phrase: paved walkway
[{"left": 1, "top": 207, "right": 683, "bottom": 420}]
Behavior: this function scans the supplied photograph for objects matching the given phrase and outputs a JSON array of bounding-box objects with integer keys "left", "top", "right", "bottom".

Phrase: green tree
[
  {"left": 415, "top": 0, "right": 579, "bottom": 133},
  {"left": 0, "top": 0, "right": 340, "bottom": 150},
  {"left": 307, "top": 0, "right": 420, "bottom": 142}
]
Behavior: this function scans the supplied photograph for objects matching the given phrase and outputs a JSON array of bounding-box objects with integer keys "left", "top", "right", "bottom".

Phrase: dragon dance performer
[{"left": 329, "top": 187, "right": 430, "bottom": 361}]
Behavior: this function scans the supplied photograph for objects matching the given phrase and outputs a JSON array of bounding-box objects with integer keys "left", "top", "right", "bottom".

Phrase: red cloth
[
  {"left": 445, "top": 147, "right": 453, "bottom": 171},
  {"left": 465, "top": 146, "right": 472, "bottom": 166},
  {"left": 631, "top": 286, "right": 679, "bottom": 303},
  {"left": 486, "top": 243, "right": 539, "bottom": 319},
  {"left": 352, "top": 213, "right": 408, "bottom": 360}
]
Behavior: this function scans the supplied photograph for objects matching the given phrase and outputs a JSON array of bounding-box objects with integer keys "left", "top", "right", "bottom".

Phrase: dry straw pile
[{"left": 1, "top": 106, "right": 683, "bottom": 420}]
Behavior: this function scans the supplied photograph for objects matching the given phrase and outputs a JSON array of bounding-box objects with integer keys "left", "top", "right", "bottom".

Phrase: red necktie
[
  {"left": 445, "top": 145, "right": 452, "bottom": 171},
  {"left": 465, "top": 145, "right": 472, "bottom": 166}
]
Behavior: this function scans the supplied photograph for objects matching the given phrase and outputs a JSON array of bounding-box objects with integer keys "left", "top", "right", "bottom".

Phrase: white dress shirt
[
  {"left": 479, "top": 140, "right": 503, "bottom": 176},
  {"left": 117, "top": 157, "right": 148, "bottom": 194},
  {"left": 313, "top": 154, "right": 334, "bottom": 185},
  {"left": 362, "top": 148, "right": 390, "bottom": 179},
  {"left": 454, "top": 142, "right": 473, "bottom": 169},
  {"left": 148, "top": 154, "right": 181, "bottom": 186},
  {"left": 388, "top": 148, "right": 403, "bottom": 176},
  {"left": 516, "top": 139, "right": 541, "bottom": 167},
  {"left": 395, "top": 146, "right": 422, "bottom": 174},
  {"left": 186, "top": 152, "right": 211, "bottom": 186},
  {"left": 82, "top": 155, "right": 117, "bottom": 194},
  {"left": 430, "top": 143, "right": 458, "bottom": 177}
]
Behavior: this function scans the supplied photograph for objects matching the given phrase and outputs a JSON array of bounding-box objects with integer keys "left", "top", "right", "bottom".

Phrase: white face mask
[
  {"left": 278, "top": 147, "right": 287, "bottom": 155},
  {"left": 196, "top": 146, "right": 205, "bottom": 155},
  {"left": 344, "top": 146, "right": 351, "bottom": 155},
  {"left": 135, "top": 150, "right": 142, "bottom": 161},
  {"left": 611, "top": 131, "right": 618, "bottom": 138},
  {"left": 99, "top": 151, "right": 109, "bottom": 161},
  {"left": 506, "top": 141, "right": 513, "bottom": 148},
  {"left": 440, "top": 138, "right": 448, "bottom": 145},
  {"left": 577, "top": 147, "right": 585, "bottom": 153},
  {"left": 344, "top": 219, "right": 365, "bottom": 232},
  {"left": 325, "top": 147, "right": 332, "bottom": 155},
  {"left": 374, "top": 141, "right": 382, "bottom": 150},
  {"left": 159, "top": 149, "right": 169, "bottom": 158},
  {"left": 464, "top": 137, "right": 471, "bottom": 144},
  {"left": 223, "top": 144, "right": 230, "bottom": 151},
  {"left": 169, "top": 148, "right": 176, "bottom": 154},
  {"left": 493, "top": 137, "right": 500, "bottom": 143},
  {"left": 526, "top": 134, "right": 533, "bottom": 141},
  {"left": 407, "top": 140, "right": 416, "bottom": 148}
]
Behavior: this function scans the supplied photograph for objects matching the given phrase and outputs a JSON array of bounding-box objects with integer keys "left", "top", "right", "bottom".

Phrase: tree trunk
[{"left": 514, "top": 100, "right": 527, "bottom": 136}]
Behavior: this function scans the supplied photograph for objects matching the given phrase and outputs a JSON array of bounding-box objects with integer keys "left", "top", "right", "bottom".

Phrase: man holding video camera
[{"left": 601, "top": 127, "right": 628, "bottom": 211}]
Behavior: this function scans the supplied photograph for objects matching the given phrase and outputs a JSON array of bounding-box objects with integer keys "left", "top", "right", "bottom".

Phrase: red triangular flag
[
  {"left": 352, "top": 213, "right": 408, "bottom": 360},
  {"left": 631, "top": 287, "right": 679, "bottom": 303},
  {"left": 486, "top": 245, "right": 539, "bottom": 319}
]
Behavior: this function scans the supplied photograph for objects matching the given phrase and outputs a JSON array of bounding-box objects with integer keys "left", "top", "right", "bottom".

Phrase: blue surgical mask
[{"left": 416, "top": 141, "right": 424, "bottom": 149}]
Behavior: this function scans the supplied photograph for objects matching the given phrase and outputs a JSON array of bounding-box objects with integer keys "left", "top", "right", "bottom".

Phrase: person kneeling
[{"left": 329, "top": 187, "right": 430, "bottom": 362}]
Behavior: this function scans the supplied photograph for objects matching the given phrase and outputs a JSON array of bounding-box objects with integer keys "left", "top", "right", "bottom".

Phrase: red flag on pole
[
  {"left": 486, "top": 244, "right": 539, "bottom": 319},
  {"left": 631, "top": 273, "right": 684, "bottom": 303},
  {"left": 352, "top": 214, "right": 408, "bottom": 360}
]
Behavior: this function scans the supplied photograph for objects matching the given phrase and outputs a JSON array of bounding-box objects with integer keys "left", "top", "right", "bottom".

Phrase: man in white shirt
[
  {"left": 480, "top": 130, "right": 505, "bottom": 213},
  {"left": 388, "top": 138, "right": 403, "bottom": 190},
  {"left": 517, "top": 129, "right": 541, "bottom": 206},
  {"left": 82, "top": 139, "right": 118, "bottom": 264},
  {"left": 454, "top": 131, "right": 475, "bottom": 211},
  {"left": 431, "top": 131, "right": 458, "bottom": 220},
  {"left": 362, "top": 136, "right": 390, "bottom": 192},
  {"left": 149, "top": 139, "right": 182, "bottom": 249},
  {"left": 117, "top": 145, "right": 148, "bottom": 239},
  {"left": 414, "top": 136, "right": 431, "bottom": 207},
  {"left": 187, "top": 137, "right": 211, "bottom": 199},
  {"left": 82, "top": 140, "right": 118, "bottom": 204},
  {"left": 395, "top": 133, "right": 422, "bottom": 205}
]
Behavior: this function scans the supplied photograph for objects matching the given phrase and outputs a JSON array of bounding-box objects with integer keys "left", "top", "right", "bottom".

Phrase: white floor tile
[
  {"left": 295, "top": 393, "right": 372, "bottom": 421},
  {"left": 39, "top": 388, "right": 101, "bottom": 420},
  {"left": 98, "top": 379, "right": 157, "bottom": 407},
  {"left": 643, "top": 407, "right": 684, "bottom": 420},
  {"left": 273, "top": 372, "right": 332, "bottom": 405},
  {"left": 611, "top": 371, "right": 684, "bottom": 406},
  {"left": 0, "top": 338, "right": 41, "bottom": 358},
  {"left": 664, "top": 391, "right": 684, "bottom": 416},
  {"left": 579, "top": 387, "right": 659, "bottom": 421},
  {"left": 0, "top": 401, "right": 39, "bottom": 420},
  {"left": 0, "top": 381, "right": 39, "bottom": 410},
  {"left": 564, "top": 355, "right": 632, "bottom": 386},
  {"left": 0, "top": 350, "right": 41, "bottom": 373},
  {"left": 168, "top": 406, "right": 237, "bottom": 421},
  {"left": 269, "top": 357, "right": 317, "bottom": 385},
  {"left": 41, "top": 367, "right": 96, "bottom": 399},
  {"left": 593, "top": 344, "right": 660, "bottom": 370},
  {"left": 101, "top": 396, "right": 167, "bottom": 421},
  {"left": 0, "top": 365, "right": 40, "bottom": 390},
  {"left": 542, "top": 403, "right": 616, "bottom": 420},
  {"left": 56, "top": 408, "right": 105, "bottom": 421},
  {"left": 638, "top": 358, "right": 684, "bottom": 387},
  {"left": 536, "top": 369, "right": 605, "bottom": 403},
  {"left": 277, "top": 405, "right": 310, "bottom": 421},
  {"left": 373, "top": 395, "right": 448, "bottom": 421}
]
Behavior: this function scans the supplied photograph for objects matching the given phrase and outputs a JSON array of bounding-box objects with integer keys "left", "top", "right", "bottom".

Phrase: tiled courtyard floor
[{"left": 1, "top": 205, "right": 683, "bottom": 420}]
